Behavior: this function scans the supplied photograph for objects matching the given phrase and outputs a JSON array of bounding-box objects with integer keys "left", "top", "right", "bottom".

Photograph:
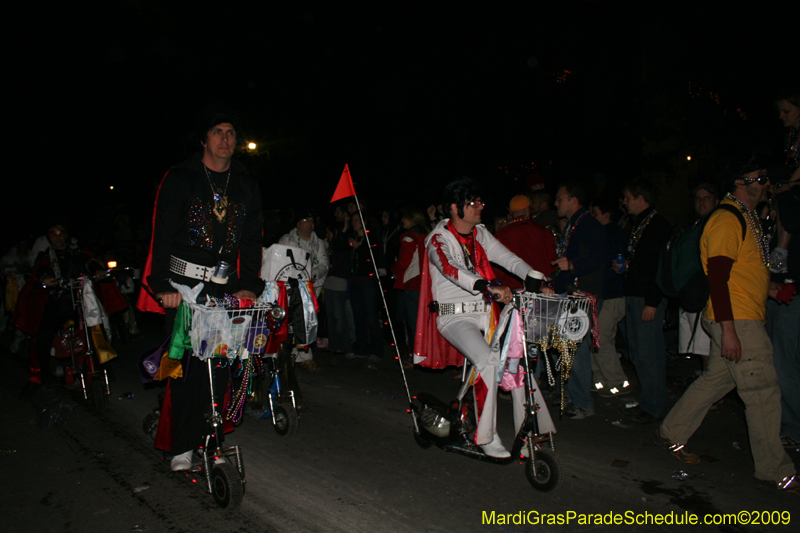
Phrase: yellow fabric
[
  {"left": 92, "top": 325, "right": 118, "bottom": 364},
  {"left": 5, "top": 275, "right": 18, "bottom": 311},
  {"left": 701, "top": 198, "right": 769, "bottom": 321},
  {"left": 154, "top": 350, "right": 183, "bottom": 380}
]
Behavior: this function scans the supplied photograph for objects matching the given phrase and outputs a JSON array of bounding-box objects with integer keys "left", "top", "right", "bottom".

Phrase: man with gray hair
[
  {"left": 678, "top": 183, "right": 719, "bottom": 368},
  {"left": 278, "top": 210, "right": 328, "bottom": 371}
]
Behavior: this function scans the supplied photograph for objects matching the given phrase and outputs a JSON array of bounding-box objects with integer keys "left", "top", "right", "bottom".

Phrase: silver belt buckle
[
  {"left": 435, "top": 301, "right": 488, "bottom": 316},
  {"left": 463, "top": 301, "right": 483, "bottom": 314}
]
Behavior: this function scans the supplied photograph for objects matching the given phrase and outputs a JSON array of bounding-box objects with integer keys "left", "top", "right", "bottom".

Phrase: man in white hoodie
[{"left": 278, "top": 210, "right": 328, "bottom": 370}]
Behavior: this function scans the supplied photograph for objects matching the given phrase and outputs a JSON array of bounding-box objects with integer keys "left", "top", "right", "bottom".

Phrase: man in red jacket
[{"left": 493, "top": 195, "right": 556, "bottom": 289}]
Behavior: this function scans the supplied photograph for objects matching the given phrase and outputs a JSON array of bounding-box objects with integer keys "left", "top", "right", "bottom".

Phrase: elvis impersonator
[{"left": 414, "top": 177, "right": 548, "bottom": 458}]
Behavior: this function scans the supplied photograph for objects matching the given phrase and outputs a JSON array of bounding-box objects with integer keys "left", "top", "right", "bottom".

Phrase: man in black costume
[{"left": 141, "top": 112, "right": 264, "bottom": 471}]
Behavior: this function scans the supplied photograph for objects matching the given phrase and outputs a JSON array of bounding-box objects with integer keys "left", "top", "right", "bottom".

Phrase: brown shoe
[
  {"left": 298, "top": 360, "right": 317, "bottom": 372},
  {"left": 652, "top": 429, "right": 701, "bottom": 464}
]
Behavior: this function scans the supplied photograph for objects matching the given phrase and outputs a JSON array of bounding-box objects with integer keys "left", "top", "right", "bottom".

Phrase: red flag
[{"left": 330, "top": 164, "right": 356, "bottom": 202}]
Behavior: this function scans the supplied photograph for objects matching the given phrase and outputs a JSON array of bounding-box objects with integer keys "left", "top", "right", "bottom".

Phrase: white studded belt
[
  {"left": 436, "top": 301, "right": 490, "bottom": 315},
  {"left": 169, "top": 255, "right": 222, "bottom": 283}
]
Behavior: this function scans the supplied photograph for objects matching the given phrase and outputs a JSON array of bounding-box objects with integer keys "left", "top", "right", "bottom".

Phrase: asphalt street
[{"left": 1, "top": 316, "right": 798, "bottom": 533}]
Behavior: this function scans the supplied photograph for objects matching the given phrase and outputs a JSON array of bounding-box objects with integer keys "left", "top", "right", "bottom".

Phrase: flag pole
[
  {"left": 332, "top": 164, "right": 414, "bottom": 409},
  {"left": 352, "top": 194, "right": 414, "bottom": 405}
]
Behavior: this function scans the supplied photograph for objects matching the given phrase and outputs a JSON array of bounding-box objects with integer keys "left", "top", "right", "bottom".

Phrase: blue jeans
[
  {"left": 325, "top": 288, "right": 350, "bottom": 353},
  {"left": 766, "top": 297, "right": 800, "bottom": 442},
  {"left": 567, "top": 298, "right": 603, "bottom": 410},
  {"left": 349, "top": 279, "right": 383, "bottom": 357},
  {"left": 625, "top": 296, "right": 667, "bottom": 417},
  {"left": 396, "top": 289, "right": 420, "bottom": 350}
]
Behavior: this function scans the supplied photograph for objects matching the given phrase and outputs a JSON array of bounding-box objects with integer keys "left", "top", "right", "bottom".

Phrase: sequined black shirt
[{"left": 147, "top": 153, "right": 264, "bottom": 297}]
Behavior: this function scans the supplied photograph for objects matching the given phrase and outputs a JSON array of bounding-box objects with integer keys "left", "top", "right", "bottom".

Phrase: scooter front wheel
[
  {"left": 273, "top": 403, "right": 298, "bottom": 436},
  {"left": 525, "top": 448, "right": 562, "bottom": 492},
  {"left": 211, "top": 462, "right": 244, "bottom": 509},
  {"left": 413, "top": 431, "right": 433, "bottom": 449},
  {"left": 90, "top": 377, "right": 107, "bottom": 411}
]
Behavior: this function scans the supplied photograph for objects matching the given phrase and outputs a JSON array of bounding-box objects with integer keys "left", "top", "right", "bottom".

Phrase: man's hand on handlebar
[
  {"left": 232, "top": 290, "right": 257, "bottom": 301},
  {"left": 487, "top": 285, "right": 513, "bottom": 303},
  {"left": 156, "top": 292, "right": 182, "bottom": 308}
]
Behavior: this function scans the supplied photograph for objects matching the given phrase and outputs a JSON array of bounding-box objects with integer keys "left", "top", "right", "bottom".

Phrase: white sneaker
[
  {"left": 567, "top": 406, "right": 595, "bottom": 420},
  {"left": 170, "top": 450, "right": 193, "bottom": 471},
  {"left": 480, "top": 434, "right": 511, "bottom": 458},
  {"left": 598, "top": 380, "right": 632, "bottom": 398}
]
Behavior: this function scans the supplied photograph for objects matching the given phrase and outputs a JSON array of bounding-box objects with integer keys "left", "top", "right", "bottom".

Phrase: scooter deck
[{"left": 438, "top": 441, "right": 520, "bottom": 465}]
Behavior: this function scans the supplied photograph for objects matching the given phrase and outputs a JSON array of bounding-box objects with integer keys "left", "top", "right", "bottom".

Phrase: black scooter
[{"left": 407, "top": 290, "right": 595, "bottom": 493}]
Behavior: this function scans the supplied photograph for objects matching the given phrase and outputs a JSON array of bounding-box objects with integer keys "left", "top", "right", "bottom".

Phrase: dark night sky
[{"left": 7, "top": 1, "right": 794, "bottom": 247}]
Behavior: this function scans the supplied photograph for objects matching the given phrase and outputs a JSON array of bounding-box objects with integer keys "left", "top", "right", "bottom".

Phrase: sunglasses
[{"left": 743, "top": 174, "right": 769, "bottom": 185}]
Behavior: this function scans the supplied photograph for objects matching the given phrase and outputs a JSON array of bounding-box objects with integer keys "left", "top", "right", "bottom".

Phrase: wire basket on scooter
[
  {"left": 517, "top": 292, "right": 595, "bottom": 345},
  {"left": 181, "top": 300, "right": 283, "bottom": 361},
  {"left": 516, "top": 291, "right": 597, "bottom": 413}
]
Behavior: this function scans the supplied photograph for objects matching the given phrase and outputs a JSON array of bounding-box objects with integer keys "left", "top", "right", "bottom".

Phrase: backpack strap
[
  {"left": 715, "top": 203, "right": 747, "bottom": 241},
  {"left": 686, "top": 311, "right": 701, "bottom": 353}
]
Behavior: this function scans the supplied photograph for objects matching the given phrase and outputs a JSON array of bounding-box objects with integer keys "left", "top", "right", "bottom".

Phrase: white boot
[
  {"left": 170, "top": 450, "right": 193, "bottom": 471},
  {"left": 480, "top": 433, "right": 511, "bottom": 458}
]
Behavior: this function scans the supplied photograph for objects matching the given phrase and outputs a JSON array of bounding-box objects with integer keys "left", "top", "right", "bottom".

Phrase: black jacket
[
  {"left": 553, "top": 207, "right": 606, "bottom": 296},
  {"left": 623, "top": 206, "right": 672, "bottom": 307},
  {"left": 147, "top": 153, "right": 264, "bottom": 297}
]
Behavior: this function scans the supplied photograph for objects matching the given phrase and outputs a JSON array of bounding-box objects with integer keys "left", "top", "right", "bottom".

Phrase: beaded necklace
[
  {"left": 786, "top": 127, "right": 799, "bottom": 166},
  {"left": 48, "top": 247, "right": 62, "bottom": 282},
  {"left": 557, "top": 211, "right": 588, "bottom": 258},
  {"left": 349, "top": 230, "right": 366, "bottom": 275},
  {"left": 627, "top": 209, "right": 657, "bottom": 257},
  {"left": 459, "top": 239, "right": 477, "bottom": 274},
  {"left": 203, "top": 165, "right": 231, "bottom": 223},
  {"left": 296, "top": 232, "right": 320, "bottom": 267},
  {"left": 724, "top": 194, "right": 770, "bottom": 266}
]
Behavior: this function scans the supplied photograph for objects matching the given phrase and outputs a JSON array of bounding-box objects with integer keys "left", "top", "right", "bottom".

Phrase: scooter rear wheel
[
  {"left": 211, "top": 462, "right": 244, "bottom": 509},
  {"left": 525, "top": 448, "right": 562, "bottom": 492},
  {"left": 143, "top": 411, "right": 159, "bottom": 440},
  {"left": 273, "top": 403, "right": 298, "bottom": 436}
]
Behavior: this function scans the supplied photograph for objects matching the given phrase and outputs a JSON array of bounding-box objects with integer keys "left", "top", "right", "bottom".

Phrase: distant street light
[
  {"left": 686, "top": 156, "right": 692, "bottom": 161},
  {"left": 248, "top": 142, "right": 257, "bottom": 150}
]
